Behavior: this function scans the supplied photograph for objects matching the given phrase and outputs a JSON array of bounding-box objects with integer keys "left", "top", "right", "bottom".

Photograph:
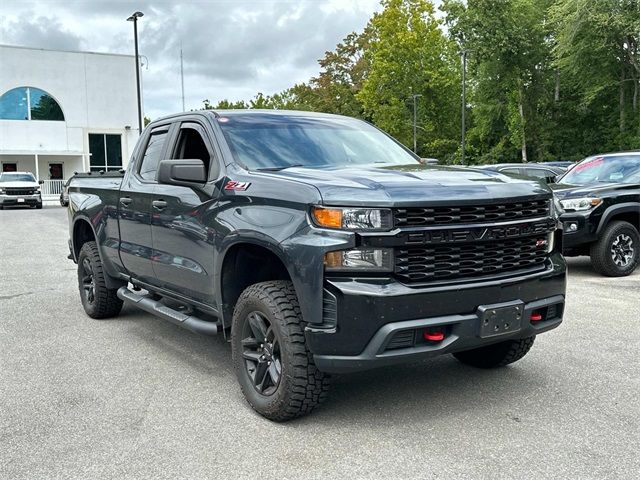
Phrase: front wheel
[
  {"left": 231, "top": 281, "right": 330, "bottom": 421},
  {"left": 453, "top": 336, "right": 535, "bottom": 368},
  {"left": 590, "top": 221, "right": 639, "bottom": 277}
]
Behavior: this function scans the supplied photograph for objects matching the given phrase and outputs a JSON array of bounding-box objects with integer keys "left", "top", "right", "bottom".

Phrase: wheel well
[
  {"left": 221, "top": 244, "right": 291, "bottom": 324},
  {"left": 606, "top": 211, "right": 640, "bottom": 231},
  {"left": 73, "top": 219, "right": 95, "bottom": 258}
]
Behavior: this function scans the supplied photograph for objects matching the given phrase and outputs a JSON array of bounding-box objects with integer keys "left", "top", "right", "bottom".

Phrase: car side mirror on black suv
[{"left": 157, "top": 159, "right": 206, "bottom": 187}]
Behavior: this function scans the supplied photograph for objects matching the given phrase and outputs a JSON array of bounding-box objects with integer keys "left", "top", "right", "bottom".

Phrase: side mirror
[
  {"left": 157, "top": 159, "right": 206, "bottom": 187},
  {"left": 38, "top": 180, "right": 44, "bottom": 184}
]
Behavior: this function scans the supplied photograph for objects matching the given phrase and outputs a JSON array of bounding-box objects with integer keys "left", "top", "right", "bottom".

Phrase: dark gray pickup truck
[{"left": 67, "top": 110, "right": 566, "bottom": 420}]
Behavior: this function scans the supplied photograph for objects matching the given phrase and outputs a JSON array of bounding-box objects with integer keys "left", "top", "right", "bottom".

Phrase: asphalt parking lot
[{"left": 1, "top": 206, "right": 638, "bottom": 479}]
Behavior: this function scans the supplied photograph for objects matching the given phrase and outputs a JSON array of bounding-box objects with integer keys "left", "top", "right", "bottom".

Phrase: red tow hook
[
  {"left": 531, "top": 312, "right": 543, "bottom": 322},
  {"left": 423, "top": 329, "right": 445, "bottom": 342}
]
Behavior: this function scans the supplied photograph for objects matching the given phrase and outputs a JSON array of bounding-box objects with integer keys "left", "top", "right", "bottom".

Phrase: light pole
[
  {"left": 410, "top": 94, "right": 422, "bottom": 154},
  {"left": 461, "top": 49, "right": 470, "bottom": 165},
  {"left": 127, "top": 11, "right": 144, "bottom": 133}
]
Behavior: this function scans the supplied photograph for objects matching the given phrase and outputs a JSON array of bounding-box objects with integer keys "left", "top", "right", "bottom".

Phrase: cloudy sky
[{"left": 0, "top": 0, "right": 381, "bottom": 119}]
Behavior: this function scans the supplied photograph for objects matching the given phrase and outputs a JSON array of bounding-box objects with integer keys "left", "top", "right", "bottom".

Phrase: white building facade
[{"left": 0, "top": 45, "right": 140, "bottom": 198}]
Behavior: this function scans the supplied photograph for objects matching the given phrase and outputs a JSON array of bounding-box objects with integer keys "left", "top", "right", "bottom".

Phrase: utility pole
[
  {"left": 127, "top": 11, "right": 144, "bottom": 133},
  {"left": 180, "top": 42, "right": 185, "bottom": 112},
  {"left": 411, "top": 94, "right": 422, "bottom": 154},
  {"left": 461, "top": 49, "right": 468, "bottom": 166}
]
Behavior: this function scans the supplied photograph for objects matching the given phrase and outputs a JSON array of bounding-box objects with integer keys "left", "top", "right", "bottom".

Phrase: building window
[
  {"left": 89, "top": 134, "right": 122, "bottom": 171},
  {"left": 0, "top": 87, "right": 64, "bottom": 121}
]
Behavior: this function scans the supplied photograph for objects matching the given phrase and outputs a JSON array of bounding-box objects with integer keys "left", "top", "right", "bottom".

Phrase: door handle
[
  {"left": 120, "top": 197, "right": 132, "bottom": 207},
  {"left": 152, "top": 200, "right": 168, "bottom": 211}
]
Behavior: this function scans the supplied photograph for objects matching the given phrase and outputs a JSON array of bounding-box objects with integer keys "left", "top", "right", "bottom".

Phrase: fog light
[{"left": 564, "top": 221, "right": 578, "bottom": 232}]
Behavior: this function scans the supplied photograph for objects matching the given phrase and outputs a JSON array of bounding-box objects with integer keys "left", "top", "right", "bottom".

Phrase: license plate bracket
[
  {"left": 17, "top": 198, "right": 25, "bottom": 203},
  {"left": 477, "top": 301, "right": 524, "bottom": 338}
]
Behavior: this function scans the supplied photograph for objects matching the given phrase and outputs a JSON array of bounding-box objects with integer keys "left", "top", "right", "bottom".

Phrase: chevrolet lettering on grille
[{"left": 405, "top": 219, "right": 555, "bottom": 246}]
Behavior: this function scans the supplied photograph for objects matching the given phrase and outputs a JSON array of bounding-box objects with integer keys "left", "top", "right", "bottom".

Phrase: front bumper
[
  {"left": 560, "top": 212, "right": 597, "bottom": 249},
  {"left": 0, "top": 193, "right": 42, "bottom": 206},
  {"left": 308, "top": 252, "right": 566, "bottom": 373}
]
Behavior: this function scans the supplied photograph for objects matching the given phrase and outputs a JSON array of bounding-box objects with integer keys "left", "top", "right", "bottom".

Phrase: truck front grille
[
  {"left": 4, "top": 188, "right": 36, "bottom": 196},
  {"left": 394, "top": 235, "right": 548, "bottom": 284},
  {"left": 394, "top": 200, "right": 550, "bottom": 227}
]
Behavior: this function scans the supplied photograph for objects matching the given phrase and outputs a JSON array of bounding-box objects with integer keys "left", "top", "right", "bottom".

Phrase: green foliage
[
  {"left": 198, "top": 0, "right": 640, "bottom": 164},
  {"left": 358, "top": 0, "right": 460, "bottom": 158}
]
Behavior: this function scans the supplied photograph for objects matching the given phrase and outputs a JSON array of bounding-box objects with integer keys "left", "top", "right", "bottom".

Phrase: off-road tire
[
  {"left": 453, "top": 336, "right": 536, "bottom": 369},
  {"left": 590, "top": 221, "right": 639, "bottom": 277},
  {"left": 77, "top": 241, "right": 123, "bottom": 319},
  {"left": 231, "top": 280, "right": 330, "bottom": 421}
]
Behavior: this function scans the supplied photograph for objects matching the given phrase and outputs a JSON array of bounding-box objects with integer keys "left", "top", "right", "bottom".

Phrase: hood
[
  {"left": 0, "top": 181, "right": 39, "bottom": 188},
  {"left": 550, "top": 181, "right": 636, "bottom": 199},
  {"left": 256, "top": 164, "right": 551, "bottom": 206}
]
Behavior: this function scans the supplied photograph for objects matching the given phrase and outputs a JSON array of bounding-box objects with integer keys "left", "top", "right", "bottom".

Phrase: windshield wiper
[{"left": 255, "top": 164, "right": 305, "bottom": 172}]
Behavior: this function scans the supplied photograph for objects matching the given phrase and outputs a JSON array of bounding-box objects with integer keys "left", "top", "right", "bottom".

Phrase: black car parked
[
  {"left": 553, "top": 152, "right": 640, "bottom": 276},
  {"left": 66, "top": 110, "right": 566, "bottom": 420},
  {"left": 475, "top": 163, "right": 566, "bottom": 184}
]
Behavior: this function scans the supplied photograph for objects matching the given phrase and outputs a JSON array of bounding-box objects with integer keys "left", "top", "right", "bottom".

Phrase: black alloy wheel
[
  {"left": 231, "top": 281, "right": 330, "bottom": 421},
  {"left": 77, "top": 241, "right": 123, "bottom": 318},
  {"left": 81, "top": 257, "right": 97, "bottom": 305},
  {"left": 241, "top": 311, "right": 282, "bottom": 396}
]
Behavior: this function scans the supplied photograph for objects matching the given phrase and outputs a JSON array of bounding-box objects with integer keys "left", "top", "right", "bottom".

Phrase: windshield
[
  {"left": 217, "top": 113, "right": 420, "bottom": 170},
  {"left": 559, "top": 155, "right": 640, "bottom": 185},
  {"left": 0, "top": 173, "right": 36, "bottom": 183}
]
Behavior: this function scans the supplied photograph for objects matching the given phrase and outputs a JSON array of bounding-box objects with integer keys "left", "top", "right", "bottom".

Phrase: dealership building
[{"left": 0, "top": 44, "right": 139, "bottom": 198}]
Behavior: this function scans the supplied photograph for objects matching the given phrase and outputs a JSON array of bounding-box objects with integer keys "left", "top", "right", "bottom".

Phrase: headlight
[
  {"left": 0, "top": 188, "right": 4, "bottom": 194},
  {"left": 559, "top": 197, "right": 602, "bottom": 212},
  {"left": 324, "top": 248, "right": 394, "bottom": 272},
  {"left": 312, "top": 206, "right": 393, "bottom": 231}
]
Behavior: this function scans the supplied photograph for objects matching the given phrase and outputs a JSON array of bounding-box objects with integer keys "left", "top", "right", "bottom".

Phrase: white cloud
[{"left": 0, "top": 0, "right": 381, "bottom": 119}]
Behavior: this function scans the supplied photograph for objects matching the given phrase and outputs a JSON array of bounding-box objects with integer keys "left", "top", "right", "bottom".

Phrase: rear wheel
[
  {"left": 231, "top": 281, "right": 330, "bottom": 421},
  {"left": 590, "top": 221, "right": 639, "bottom": 277},
  {"left": 77, "top": 241, "right": 123, "bottom": 319},
  {"left": 453, "top": 336, "right": 535, "bottom": 368}
]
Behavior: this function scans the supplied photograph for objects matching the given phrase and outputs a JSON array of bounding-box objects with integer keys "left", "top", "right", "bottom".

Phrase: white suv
[{"left": 0, "top": 172, "right": 43, "bottom": 209}]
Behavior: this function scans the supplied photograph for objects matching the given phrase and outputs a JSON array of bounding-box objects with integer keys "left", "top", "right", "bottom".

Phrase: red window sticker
[
  {"left": 224, "top": 180, "right": 251, "bottom": 191},
  {"left": 574, "top": 156, "right": 604, "bottom": 172}
]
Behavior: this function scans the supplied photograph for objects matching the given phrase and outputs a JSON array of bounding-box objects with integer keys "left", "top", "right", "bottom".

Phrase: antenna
[{"left": 180, "top": 42, "right": 185, "bottom": 112}]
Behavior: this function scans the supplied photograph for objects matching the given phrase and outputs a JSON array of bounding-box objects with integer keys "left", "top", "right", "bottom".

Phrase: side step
[{"left": 117, "top": 287, "right": 219, "bottom": 336}]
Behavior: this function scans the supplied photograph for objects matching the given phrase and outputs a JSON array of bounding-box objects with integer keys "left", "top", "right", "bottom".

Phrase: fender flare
[
  {"left": 215, "top": 236, "right": 301, "bottom": 327},
  {"left": 596, "top": 203, "right": 640, "bottom": 234}
]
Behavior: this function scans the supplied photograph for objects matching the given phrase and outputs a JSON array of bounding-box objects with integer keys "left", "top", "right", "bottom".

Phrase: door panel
[
  {"left": 118, "top": 126, "right": 169, "bottom": 284},
  {"left": 150, "top": 123, "right": 221, "bottom": 306}
]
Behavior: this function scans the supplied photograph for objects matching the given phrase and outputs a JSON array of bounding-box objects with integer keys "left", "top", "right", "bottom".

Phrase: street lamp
[
  {"left": 461, "top": 49, "right": 470, "bottom": 165},
  {"left": 410, "top": 94, "right": 423, "bottom": 154},
  {"left": 127, "top": 11, "right": 144, "bottom": 133}
]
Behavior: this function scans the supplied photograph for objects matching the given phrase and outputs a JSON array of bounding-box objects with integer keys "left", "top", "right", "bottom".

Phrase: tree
[
  {"left": 552, "top": 0, "right": 640, "bottom": 150},
  {"left": 358, "top": 0, "right": 460, "bottom": 158},
  {"left": 443, "top": 0, "right": 556, "bottom": 164}
]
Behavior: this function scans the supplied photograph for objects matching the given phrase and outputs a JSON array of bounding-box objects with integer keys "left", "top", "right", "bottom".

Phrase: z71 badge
[{"left": 224, "top": 181, "right": 251, "bottom": 191}]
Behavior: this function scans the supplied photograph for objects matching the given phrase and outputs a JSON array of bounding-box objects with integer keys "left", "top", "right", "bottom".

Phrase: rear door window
[{"left": 139, "top": 129, "right": 169, "bottom": 181}]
